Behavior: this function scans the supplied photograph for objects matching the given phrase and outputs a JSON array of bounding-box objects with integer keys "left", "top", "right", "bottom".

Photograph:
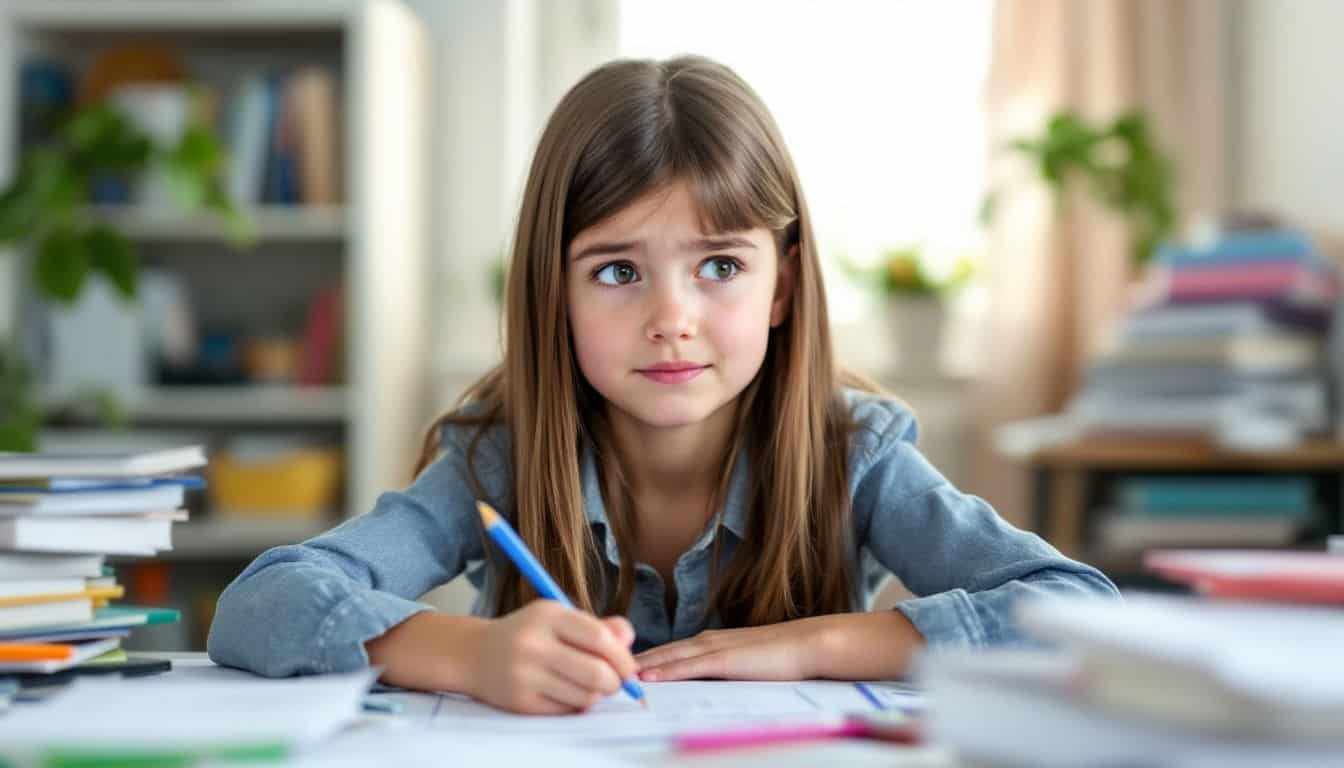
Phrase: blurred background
[{"left": 1, "top": 0, "right": 1341, "bottom": 650}]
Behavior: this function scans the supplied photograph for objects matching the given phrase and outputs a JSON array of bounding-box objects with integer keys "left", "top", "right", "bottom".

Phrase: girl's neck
[{"left": 607, "top": 400, "right": 736, "bottom": 503}]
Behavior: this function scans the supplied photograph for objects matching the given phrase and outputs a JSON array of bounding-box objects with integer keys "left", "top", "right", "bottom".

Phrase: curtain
[{"left": 970, "top": 0, "right": 1233, "bottom": 527}]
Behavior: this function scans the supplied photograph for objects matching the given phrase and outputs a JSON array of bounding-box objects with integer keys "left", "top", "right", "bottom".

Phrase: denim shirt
[{"left": 207, "top": 390, "right": 1119, "bottom": 677}]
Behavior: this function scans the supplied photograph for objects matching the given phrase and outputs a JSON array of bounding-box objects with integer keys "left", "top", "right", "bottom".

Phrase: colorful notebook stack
[
  {"left": 1095, "top": 475, "right": 1316, "bottom": 554},
  {"left": 0, "top": 446, "right": 205, "bottom": 682},
  {"left": 1069, "top": 228, "right": 1338, "bottom": 448}
]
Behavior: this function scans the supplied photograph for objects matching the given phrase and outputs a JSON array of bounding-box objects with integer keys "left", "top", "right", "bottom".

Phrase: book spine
[
  {"left": 1168, "top": 262, "right": 1333, "bottom": 293},
  {"left": 1119, "top": 478, "right": 1313, "bottom": 516},
  {"left": 1156, "top": 231, "right": 1314, "bottom": 265}
]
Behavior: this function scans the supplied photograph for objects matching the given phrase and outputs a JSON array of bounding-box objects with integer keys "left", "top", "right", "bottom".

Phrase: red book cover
[
  {"left": 298, "top": 283, "right": 342, "bottom": 386},
  {"left": 1145, "top": 549, "right": 1344, "bottom": 604}
]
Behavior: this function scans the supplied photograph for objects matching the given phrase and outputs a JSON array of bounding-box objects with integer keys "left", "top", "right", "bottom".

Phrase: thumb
[{"left": 602, "top": 616, "right": 635, "bottom": 648}]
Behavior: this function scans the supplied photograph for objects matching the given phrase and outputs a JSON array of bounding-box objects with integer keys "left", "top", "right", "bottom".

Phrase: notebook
[
  {"left": 1014, "top": 593, "right": 1344, "bottom": 740},
  {"left": 0, "top": 605, "right": 179, "bottom": 640},
  {"left": 1145, "top": 549, "right": 1344, "bottom": 604},
  {"left": 0, "top": 515, "right": 177, "bottom": 555},
  {"left": 0, "top": 578, "right": 87, "bottom": 600},
  {"left": 0, "top": 485, "right": 187, "bottom": 515},
  {"left": 0, "top": 446, "right": 206, "bottom": 480},
  {"left": 0, "top": 636, "right": 121, "bottom": 674},
  {"left": 0, "top": 599, "right": 93, "bottom": 632},
  {"left": 0, "top": 552, "right": 105, "bottom": 580}
]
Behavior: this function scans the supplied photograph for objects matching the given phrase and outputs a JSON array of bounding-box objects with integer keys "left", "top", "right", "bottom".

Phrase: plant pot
[{"left": 886, "top": 297, "right": 947, "bottom": 377}]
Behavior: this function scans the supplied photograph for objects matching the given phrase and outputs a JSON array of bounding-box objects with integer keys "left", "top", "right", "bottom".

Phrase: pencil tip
[
  {"left": 475, "top": 500, "right": 498, "bottom": 526},
  {"left": 641, "top": 698, "right": 649, "bottom": 710}
]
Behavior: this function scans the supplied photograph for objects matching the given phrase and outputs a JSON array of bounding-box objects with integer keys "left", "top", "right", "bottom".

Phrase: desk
[{"left": 125, "top": 653, "right": 959, "bottom": 767}]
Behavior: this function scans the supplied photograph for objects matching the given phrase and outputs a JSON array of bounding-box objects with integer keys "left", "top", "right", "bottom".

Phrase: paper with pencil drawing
[{"left": 385, "top": 680, "right": 903, "bottom": 744}]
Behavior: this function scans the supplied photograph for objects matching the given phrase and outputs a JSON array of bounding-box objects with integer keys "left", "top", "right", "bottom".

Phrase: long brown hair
[{"left": 415, "top": 56, "right": 879, "bottom": 627}]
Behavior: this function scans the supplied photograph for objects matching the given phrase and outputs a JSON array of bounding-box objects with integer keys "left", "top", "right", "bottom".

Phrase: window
[{"left": 619, "top": 0, "right": 993, "bottom": 375}]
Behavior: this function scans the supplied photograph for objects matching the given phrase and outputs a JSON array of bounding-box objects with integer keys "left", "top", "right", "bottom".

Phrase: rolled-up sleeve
[
  {"left": 207, "top": 424, "right": 506, "bottom": 676},
  {"left": 849, "top": 398, "right": 1119, "bottom": 647}
]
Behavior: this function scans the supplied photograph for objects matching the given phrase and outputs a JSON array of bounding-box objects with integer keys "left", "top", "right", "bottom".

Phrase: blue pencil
[{"left": 476, "top": 500, "right": 647, "bottom": 708}]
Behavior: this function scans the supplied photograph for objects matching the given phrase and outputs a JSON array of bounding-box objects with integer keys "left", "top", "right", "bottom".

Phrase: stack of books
[
  {"left": 0, "top": 446, "right": 205, "bottom": 681},
  {"left": 1095, "top": 475, "right": 1316, "bottom": 554},
  {"left": 920, "top": 582, "right": 1344, "bottom": 766},
  {"left": 1069, "top": 229, "right": 1338, "bottom": 447}
]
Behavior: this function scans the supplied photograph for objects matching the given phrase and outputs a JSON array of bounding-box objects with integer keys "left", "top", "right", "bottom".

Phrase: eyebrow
[{"left": 571, "top": 235, "right": 758, "bottom": 262}]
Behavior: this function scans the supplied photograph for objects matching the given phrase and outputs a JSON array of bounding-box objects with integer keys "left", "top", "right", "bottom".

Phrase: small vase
[{"left": 886, "top": 297, "right": 947, "bottom": 378}]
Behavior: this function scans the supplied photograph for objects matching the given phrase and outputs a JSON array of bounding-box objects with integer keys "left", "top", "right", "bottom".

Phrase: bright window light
[{"left": 619, "top": 0, "right": 993, "bottom": 335}]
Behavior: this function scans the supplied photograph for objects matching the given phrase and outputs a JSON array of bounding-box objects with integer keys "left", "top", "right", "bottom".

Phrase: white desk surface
[{"left": 125, "top": 652, "right": 961, "bottom": 767}]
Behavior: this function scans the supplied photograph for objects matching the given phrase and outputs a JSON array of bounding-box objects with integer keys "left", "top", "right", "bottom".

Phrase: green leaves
[
  {"left": 31, "top": 223, "right": 137, "bottom": 304},
  {"left": 63, "top": 105, "right": 152, "bottom": 171},
  {"left": 0, "top": 92, "right": 246, "bottom": 304},
  {"left": 87, "top": 225, "right": 138, "bottom": 298},
  {"left": 34, "top": 225, "right": 87, "bottom": 302},
  {"left": 990, "top": 109, "right": 1177, "bottom": 267},
  {"left": 0, "top": 344, "right": 38, "bottom": 453}
]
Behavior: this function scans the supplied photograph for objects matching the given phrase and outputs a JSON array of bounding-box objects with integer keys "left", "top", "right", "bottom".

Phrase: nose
[{"left": 645, "top": 284, "right": 696, "bottom": 342}]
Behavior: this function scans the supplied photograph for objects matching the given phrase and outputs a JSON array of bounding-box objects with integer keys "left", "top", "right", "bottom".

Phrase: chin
[{"left": 617, "top": 394, "right": 714, "bottom": 429}]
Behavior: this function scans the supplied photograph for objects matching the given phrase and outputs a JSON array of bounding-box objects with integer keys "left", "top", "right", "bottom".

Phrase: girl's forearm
[
  {"left": 811, "top": 611, "right": 926, "bottom": 680},
  {"left": 364, "top": 611, "right": 489, "bottom": 695}
]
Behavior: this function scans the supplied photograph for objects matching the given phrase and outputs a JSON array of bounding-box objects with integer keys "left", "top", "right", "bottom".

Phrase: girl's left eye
[{"left": 698, "top": 257, "right": 741, "bottom": 281}]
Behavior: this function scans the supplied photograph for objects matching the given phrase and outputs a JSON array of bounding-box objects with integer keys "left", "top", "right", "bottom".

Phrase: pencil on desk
[{"left": 475, "top": 500, "right": 648, "bottom": 709}]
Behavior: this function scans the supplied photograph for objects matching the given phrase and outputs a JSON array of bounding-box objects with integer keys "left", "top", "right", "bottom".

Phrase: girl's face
[{"left": 566, "top": 181, "right": 794, "bottom": 431}]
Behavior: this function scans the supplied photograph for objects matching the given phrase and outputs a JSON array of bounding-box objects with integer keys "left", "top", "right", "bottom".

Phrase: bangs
[{"left": 561, "top": 58, "right": 798, "bottom": 249}]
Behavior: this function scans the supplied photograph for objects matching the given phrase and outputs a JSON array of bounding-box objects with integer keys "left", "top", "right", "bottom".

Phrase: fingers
[
  {"left": 640, "top": 649, "right": 729, "bottom": 682},
  {"left": 538, "top": 670, "right": 603, "bottom": 711},
  {"left": 635, "top": 634, "right": 716, "bottom": 671},
  {"left": 547, "top": 643, "right": 623, "bottom": 697},
  {"left": 552, "top": 611, "right": 639, "bottom": 681},
  {"left": 602, "top": 615, "right": 635, "bottom": 647}
]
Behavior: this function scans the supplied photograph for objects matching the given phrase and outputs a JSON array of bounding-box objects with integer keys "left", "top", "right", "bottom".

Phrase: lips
[{"left": 637, "top": 362, "right": 708, "bottom": 384}]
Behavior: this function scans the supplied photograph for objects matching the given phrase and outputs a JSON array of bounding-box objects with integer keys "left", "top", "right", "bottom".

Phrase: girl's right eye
[{"left": 593, "top": 262, "right": 640, "bottom": 286}]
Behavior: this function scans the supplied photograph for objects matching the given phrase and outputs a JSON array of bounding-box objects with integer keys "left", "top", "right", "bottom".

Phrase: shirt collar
[{"left": 580, "top": 442, "right": 751, "bottom": 563}]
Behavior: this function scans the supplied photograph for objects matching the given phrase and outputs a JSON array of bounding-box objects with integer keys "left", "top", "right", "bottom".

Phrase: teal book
[
  {"left": 0, "top": 605, "right": 179, "bottom": 641},
  {"left": 1119, "top": 477, "right": 1313, "bottom": 517}
]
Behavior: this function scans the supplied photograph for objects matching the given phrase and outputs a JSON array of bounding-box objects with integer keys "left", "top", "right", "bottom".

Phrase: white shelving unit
[
  {"left": 86, "top": 205, "right": 347, "bottom": 241},
  {"left": 168, "top": 517, "right": 335, "bottom": 560},
  {"left": 0, "top": 0, "right": 430, "bottom": 546}
]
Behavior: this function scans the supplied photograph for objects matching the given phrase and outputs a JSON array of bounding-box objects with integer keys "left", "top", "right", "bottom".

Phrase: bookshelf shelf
[
  {"left": 44, "top": 387, "right": 348, "bottom": 424},
  {"left": 166, "top": 517, "right": 332, "bottom": 559},
  {"left": 86, "top": 205, "right": 346, "bottom": 242},
  {"left": 146, "top": 386, "right": 345, "bottom": 424}
]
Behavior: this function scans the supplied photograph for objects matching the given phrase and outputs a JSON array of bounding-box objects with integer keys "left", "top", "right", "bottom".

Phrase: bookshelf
[
  {"left": 0, "top": 0, "right": 430, "bottom": 648},
  {"left": 1022, "top": 437, "right": 1344, "bottom": 584}
]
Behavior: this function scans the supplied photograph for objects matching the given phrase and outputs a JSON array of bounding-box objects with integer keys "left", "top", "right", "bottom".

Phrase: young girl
[{"left": 208, "top": 55, "right": 1118, "bottom": 715}]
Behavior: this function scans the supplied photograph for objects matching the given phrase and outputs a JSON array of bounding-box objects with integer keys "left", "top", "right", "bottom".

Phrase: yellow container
[{"left": 209, "top": 446, "right": 343, "bottom": 519}]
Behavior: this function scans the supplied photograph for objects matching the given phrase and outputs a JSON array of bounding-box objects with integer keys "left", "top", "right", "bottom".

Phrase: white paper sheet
[
  {"left": 0, "top": 668, "right": 375, "bottom": 751},
  {"left": 380, "top": 680, "right": 903, "bottom": 746}
]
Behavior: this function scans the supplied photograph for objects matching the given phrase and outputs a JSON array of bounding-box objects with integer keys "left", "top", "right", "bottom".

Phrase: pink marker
[{"left": 674, "top": 712, "right": 920, "bottom": 753}]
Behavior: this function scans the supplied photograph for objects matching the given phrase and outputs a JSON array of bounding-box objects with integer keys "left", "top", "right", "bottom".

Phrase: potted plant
[
  {"left": 0, "top": 96, "right": 244, "bottom": 452},
  {"left": 846, "top": 246, "right": 976, "bottom": 377},
  {"left": 984, "top": 109, "right": 1177, "bottom": 268}
]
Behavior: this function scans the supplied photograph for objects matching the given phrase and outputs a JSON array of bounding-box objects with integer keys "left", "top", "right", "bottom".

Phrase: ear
[{"left": 769, "top": 244, "right": 798, "bottom": 328}]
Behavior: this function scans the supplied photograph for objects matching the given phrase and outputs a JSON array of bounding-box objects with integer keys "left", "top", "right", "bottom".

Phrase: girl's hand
[
  {"left": 467, "top": 600, "right": 638, "bottom": 715},
  {"left": 634, "top": 611, "right": 925, "bottom": 682}
]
